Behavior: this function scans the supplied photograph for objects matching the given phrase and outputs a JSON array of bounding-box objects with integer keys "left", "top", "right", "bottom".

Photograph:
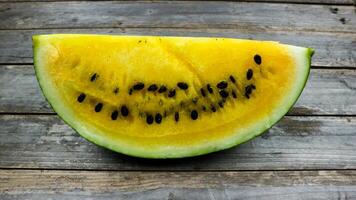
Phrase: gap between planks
[
  {"left": 1, "top": 113, "right": 356, "bottom": 117},
  {"left": 0, "top": 27, "right": 354, "bottom": 35},
  {"left": 2, "top": 167, "right": 356, "bottom": 172},
  {"left": 0, "top": 1, "right": 354, "bottom": 6},
  {"left": 1, "top": 63, "right": 356, "bottom": 69}
]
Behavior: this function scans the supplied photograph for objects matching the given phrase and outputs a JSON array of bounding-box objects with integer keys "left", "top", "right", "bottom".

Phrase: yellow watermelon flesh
[{"left": 33, "top": 34, "right": 313, "bottom": 158}]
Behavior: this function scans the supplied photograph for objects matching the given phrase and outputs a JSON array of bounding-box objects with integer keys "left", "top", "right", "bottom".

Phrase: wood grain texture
[
  {"left": 0, "top": 169, "right": 356, "bottom": 199},
  {"left": 239, "top": 0, "right": 355, "bottom": 3},
  {"left": 1, "top": 115, "right": 355, "bottom": 170},
  {"left": 0, "top": 0, "right": 354, "bottom": 5},
  {"left": 0, "top": 1, "right": 354, "bottom": 198},
  {"left": 1, "top": 29, "right": 355, "bottom": 67},
  {"left": 1, "top": 65, "right": 355, "bottom": 115},
  {"left": 0, "top": 2, "right": 355, "bottom": 33}
]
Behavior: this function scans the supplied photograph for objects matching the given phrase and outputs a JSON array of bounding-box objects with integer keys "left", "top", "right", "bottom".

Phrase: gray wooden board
[
  {"left": 0, "top": 29, "right": 355, "bottom": 67},
  {"left": 0, "top": 169, "right": 356, "bottom": 199},
  {"left": 231, "top": 0, "right": 355, "bottom": 3},
  {"left": 1, "top": 115, "right": 355, "bottom": 170},
  {"left": 1, "top": 65, "right": 355, "bottom": 115},
  {"left": 0, "top": 2, "right": 355, "bottom": 33},
  {"left": 0, "top": 1, "right": 355, "bottom": 198},
  {"left": 0, "top": 0, "right": 354, "bottom": 4}
]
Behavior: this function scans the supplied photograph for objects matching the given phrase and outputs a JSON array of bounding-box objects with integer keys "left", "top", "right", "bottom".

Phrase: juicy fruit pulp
[{"left": 33, "top": 34, "right": 313, "bottom": 158}]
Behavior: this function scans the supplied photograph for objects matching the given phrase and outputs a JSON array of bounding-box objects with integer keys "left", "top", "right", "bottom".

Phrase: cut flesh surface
[{"left": 33, "top": 34, "right": 313, "bottom": 158}]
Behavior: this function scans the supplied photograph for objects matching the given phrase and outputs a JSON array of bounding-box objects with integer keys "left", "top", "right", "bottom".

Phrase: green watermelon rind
[{"left": 33, "top": 35, "right": 313, "bottom": 159}]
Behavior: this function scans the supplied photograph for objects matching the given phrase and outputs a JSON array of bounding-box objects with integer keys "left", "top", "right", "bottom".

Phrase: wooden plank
[
  {"left": 0, "top": 169, "right": 355, "bottom": 199},
  {"left": 0, "top": 65, "right": 51, "bottom": 113},
  {"left": 1, "top": 29, "right": 355, "bottom": 67},
  {"left": 0, "top": 0, "right": 353, "bottom": 5},
  {"left": 0, "top": 2, "right": 355, "bottom": 33},
  {"left": 1, "top": 65, "right": 355, "bottom": 115},
  {"left": 241, "top": 0, "right": 354, "bottom": 4},
  {"left": 1, "top": 115, "right": 355, "bottom": 170}
]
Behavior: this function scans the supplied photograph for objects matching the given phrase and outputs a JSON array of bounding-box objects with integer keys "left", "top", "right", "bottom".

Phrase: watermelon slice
[{"left": 33, "top": 34, "right": 313, "bottom": 158}]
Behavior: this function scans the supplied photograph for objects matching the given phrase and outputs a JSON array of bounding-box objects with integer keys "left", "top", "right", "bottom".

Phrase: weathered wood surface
[
  {"left": 0, "top": 2, "right": 355, "bottom": 33},
  {"left": 0, "top": 0, "right": 355, "bottom": 198},
  {"left": 0, "top": 0, "right": 353, "bottom": 5},
  {"left": 1, "top": 65, "right": 355, "bottom": 115},
  {"left": 1, "top": 29, "right": 355, "bottom": 67},
  {"left": 1, "top": 169, "right": 355, "bottom": 200},
  {"left": 230, "top": 0, "right": 355, "bottom": 3},
  {"left": 1, "top": 115, "right": 355, "bottom": 170}
]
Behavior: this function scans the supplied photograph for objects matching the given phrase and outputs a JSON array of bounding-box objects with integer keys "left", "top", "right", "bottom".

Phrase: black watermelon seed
[
  {"left": 251, "top": 84, "right": 256, "bottom": 89},
  {"left": 177, "top": 82, "right": 189, "bottom": 90},
  {"left": 202, "top": 106, "right": 206, "bottom": 111},
  {"left": 217, "top": 81, "right": 228, "bottom": 89},
  {"left": 218, "top": 101, "right": 224, "bottom": 108},
  {"left": 111, "top": 110, "right": 118, "bottom": 120},
  {"left": 121, "top": 105, "right": 129, "bottom": 116},
  {"left": 191, "top": 110, "right": 198, "bottom": 120},
  {"left": 211, "top": 105, "right": 216, "bottom": 112},
  {"left": 200, "top": 88, "right": 206, "bottom": 97},
  {"left": 113, "top": 87, "right": 119, "bottom": 94},
  {"left": 146, "top": 114, "right": 154, "bottom": 124},
  {"left": 158, "top": 85, "right": 167, "bottom": 93},
  {"left": 219, "top": 90, "right": 229, "bottom": 98},
  {"left": 95, "top": 103, "right": 103, "bottom": 112},
  {"left": 245, "top": 85, "right": 253, "bottom": 95},
  {"left": 168, "top": 89, "right": 176, "bottom": 97},
  {"left": 174, "top": 112, "right": 179, "bottom": 122},
  {"left": 129, "top": 88, "right": 133, "bottom": 95},
  {"left": 232, "top": 91, "right": 237, "bottom": 99},
  {"left": 90, "top": 73, "right": 98, "bottom": 82},
  {"left": 247, "top": 69, "right": 253, "bottom": 80},
  {"left": 148, "top": 84, "right": 158, "bottom": 92},
  {"left": 155, "top": 113, "right": 162, "bottom": 124},
  {"left": 229, "top": 75, "right": 236, "bottom": 83},
  {"left": 207, "top": 84, "right": 213, "bottom": 94},
  {"left": 245, "top": 85, "right": 253, "bottom": 99},
  {"left": 133, "top": 82, "right": 145, "bottom": 90},
  {"left": 254, "top": 54, "right": 262, "bottom": 65},
  {"left": 77, "top": 93, "right": 86, "bottom": 103}
]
